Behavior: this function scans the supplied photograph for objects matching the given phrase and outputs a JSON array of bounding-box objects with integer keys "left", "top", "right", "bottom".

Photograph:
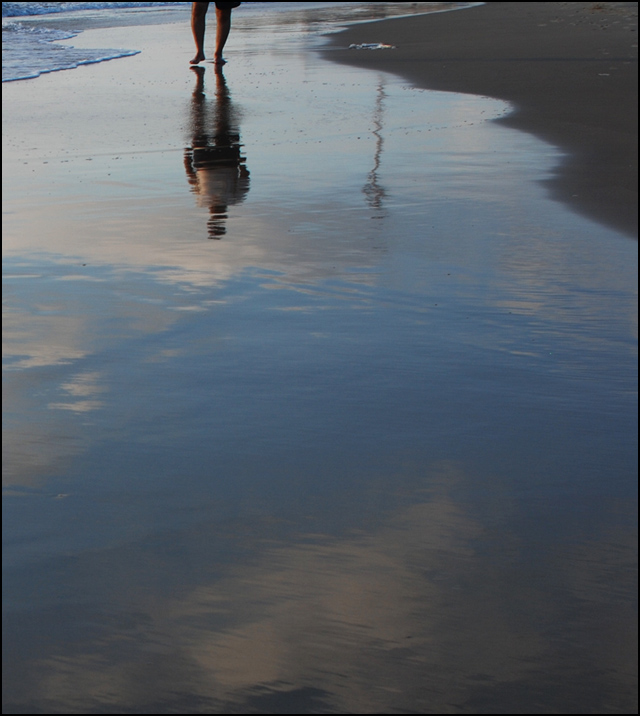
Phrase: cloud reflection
[{"left": 5, "top": 462, "right": 635, "bottom": 714}]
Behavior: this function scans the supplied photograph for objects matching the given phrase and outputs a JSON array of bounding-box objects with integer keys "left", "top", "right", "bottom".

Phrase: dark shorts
[{"left": 215, "top": 2, "right": 240, "bottom": 8}]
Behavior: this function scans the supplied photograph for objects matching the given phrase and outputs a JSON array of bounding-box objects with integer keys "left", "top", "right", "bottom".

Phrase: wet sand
[
  {"left": 324, "top": 1, "right": 638, "bottom": 237},
  {"left": 2, "top": 4, "right": 638, "bottom": 714}
]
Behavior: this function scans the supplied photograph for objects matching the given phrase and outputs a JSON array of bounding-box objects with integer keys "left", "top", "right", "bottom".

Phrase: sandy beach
[
  {"left": 2, "top": 3, "right": 638, "bottom": 714},
  {"left": 325, "top": 1, "right": 638, "bottom": 238}
]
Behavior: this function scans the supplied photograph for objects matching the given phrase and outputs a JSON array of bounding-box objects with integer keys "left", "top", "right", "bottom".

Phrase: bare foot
[
  {"left": 213, "top": 56, "right": 226, "bottom": 65},
  {"left": 190, "top": 52, "right": 205, "bottom": 65}
]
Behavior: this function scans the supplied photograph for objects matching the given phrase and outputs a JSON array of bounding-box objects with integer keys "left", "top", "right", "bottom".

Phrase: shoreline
[{"left": 322, "top": 1, "right": 638, "bottom": 238}]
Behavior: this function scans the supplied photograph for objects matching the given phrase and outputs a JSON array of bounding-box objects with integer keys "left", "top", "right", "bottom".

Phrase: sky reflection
[{"left": 2, "top": 4, "right": 637, "bottom": 714}]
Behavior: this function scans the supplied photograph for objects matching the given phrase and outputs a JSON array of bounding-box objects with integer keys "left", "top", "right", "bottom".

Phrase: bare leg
[
  {"left": 214, "top": 6, "right": 232, "bottom": 64},
  {"left": 190, "top": 2, "right": 209, "bottom": 65}
]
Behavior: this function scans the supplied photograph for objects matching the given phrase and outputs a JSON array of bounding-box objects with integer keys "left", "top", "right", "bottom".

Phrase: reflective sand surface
[{"left": 2, "top": 6, "right": 638, "bottom": 714}]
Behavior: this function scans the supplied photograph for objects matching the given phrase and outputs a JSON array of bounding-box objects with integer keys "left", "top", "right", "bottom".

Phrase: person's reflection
[{"left": 184, "top": 65, "right": 250, "bottom": 239}]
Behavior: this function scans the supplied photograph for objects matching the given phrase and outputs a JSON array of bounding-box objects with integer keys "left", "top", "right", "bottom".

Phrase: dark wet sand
[{"left": 324, "top": 1, "right": 638, "bottom": 238}]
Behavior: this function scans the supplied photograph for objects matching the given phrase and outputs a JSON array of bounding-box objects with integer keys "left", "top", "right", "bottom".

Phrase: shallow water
[
  {"left": 1, "top": 2, "right": 472, "bottom": 81},
  {"left": 2, "top": 5, "right": 638, "bottom": 714}
]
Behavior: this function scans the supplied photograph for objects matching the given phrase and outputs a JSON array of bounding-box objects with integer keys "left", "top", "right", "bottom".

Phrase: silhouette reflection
[
  {"left": 184, "top": 66, "right": 250, "bottom": 239},
  {"left": 362, "top": 79, "right": 387, "bottom": 220}
]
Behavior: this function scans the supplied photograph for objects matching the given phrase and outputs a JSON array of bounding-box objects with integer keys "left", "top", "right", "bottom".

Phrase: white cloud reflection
[{"left": 6, "top": 462, "right": 635, "bottom": 714}]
